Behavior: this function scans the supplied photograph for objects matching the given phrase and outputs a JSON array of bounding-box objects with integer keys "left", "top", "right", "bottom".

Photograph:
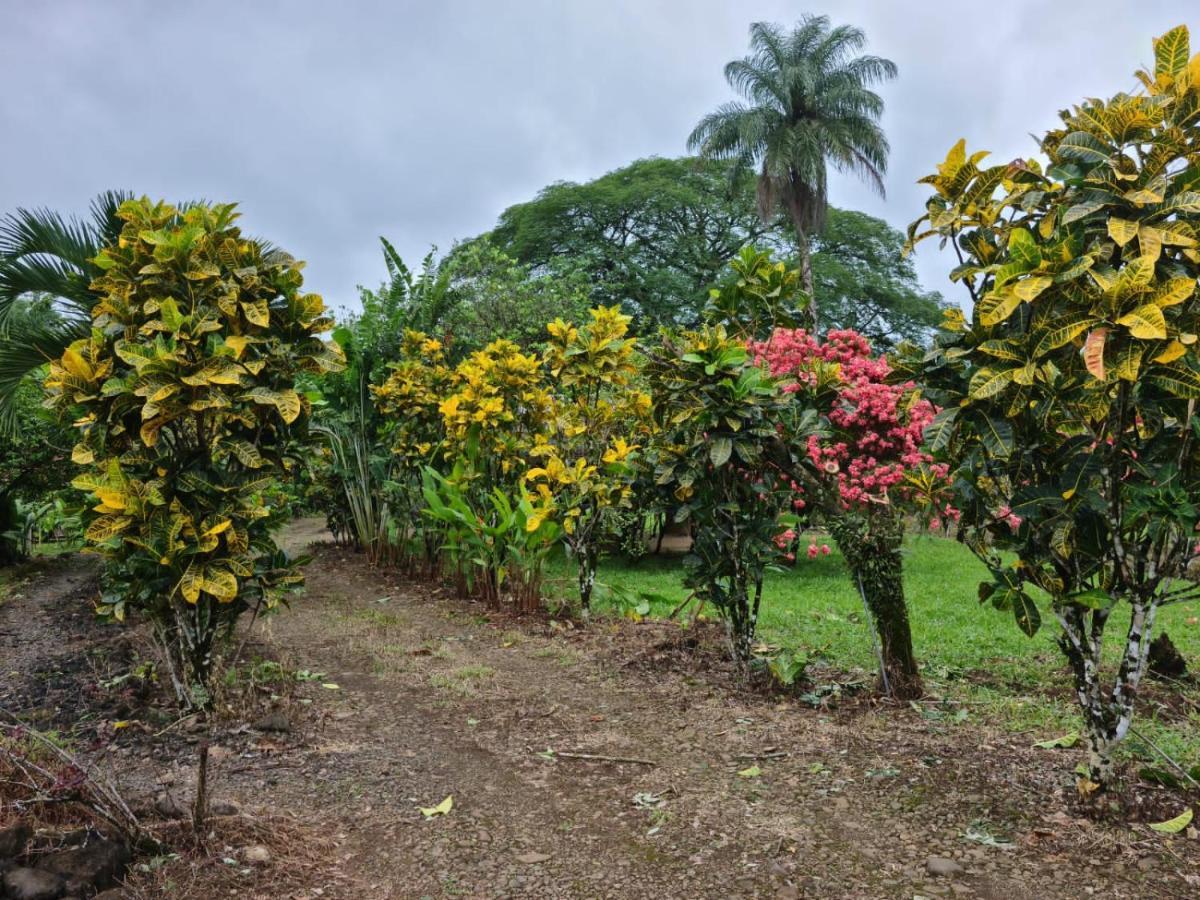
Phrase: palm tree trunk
[{"left": 793, "top": 225, "right": 817, "bottom": 331}]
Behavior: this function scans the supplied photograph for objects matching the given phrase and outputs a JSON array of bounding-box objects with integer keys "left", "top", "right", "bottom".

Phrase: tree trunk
[
  {"left": 577, "top": 546, "right": 597, "bottom": 612},
  {"left": 1056, "top": 599, "right": 1158, "bottom": 789},
  {"left": 829, "top": 512, "right": 923, "bottom": 699},
  {"left": 795, "top": 227, "right": 816, "bottom": 330}
]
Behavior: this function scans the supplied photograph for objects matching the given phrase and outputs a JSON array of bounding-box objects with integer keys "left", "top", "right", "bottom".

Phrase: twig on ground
[{"left": 555, "top": 750, "right": 657, "bottom": 766}]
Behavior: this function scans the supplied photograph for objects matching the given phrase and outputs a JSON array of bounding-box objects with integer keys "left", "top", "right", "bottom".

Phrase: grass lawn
[{"left": 545, "top": 535, "right": 1200, "bottom": 772}]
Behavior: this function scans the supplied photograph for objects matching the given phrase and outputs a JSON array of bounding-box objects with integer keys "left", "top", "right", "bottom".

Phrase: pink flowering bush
[{"left": 752, "top": 327, "right": 954, "bottom": 698}]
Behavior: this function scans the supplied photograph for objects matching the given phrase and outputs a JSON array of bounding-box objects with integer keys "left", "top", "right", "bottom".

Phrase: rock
[
  {"left": 253, "top": 711, "right": 291, "bottom": 733},
  {"left": 40, "top": 837, "right": 130, "bottom": 892},
  {"left": 154, "top": 792, "right": 187, "bottom": 819},
  {"left": 94, "top": 891, "right": 125, "bottom": 900},
  {"left": 515, "top": 851, "right": 552, "bottom": 864},
  {"left": 0, "top": 821, "right": 31, "bottom": 859},
  {"left": 3, "top": 866, "right": 65, "bottom": 900},
  {"left": 926, "top": 856, "right": 965, "bottom": 876},
  {"left": 243, "top": 844, "right": 271, "bottom": 864},
  {"left": 210, "top": 799, "right": 240, "bottom": 816}
]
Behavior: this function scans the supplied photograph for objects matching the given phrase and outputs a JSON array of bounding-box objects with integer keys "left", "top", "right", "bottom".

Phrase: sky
[{"left": 2, "top": 0, "right": 1197, "bottom": 314}]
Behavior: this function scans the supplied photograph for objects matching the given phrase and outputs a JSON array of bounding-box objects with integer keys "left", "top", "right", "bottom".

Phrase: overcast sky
[{"left": 2, "top": 1, "right": 1196, "bottom": 314}]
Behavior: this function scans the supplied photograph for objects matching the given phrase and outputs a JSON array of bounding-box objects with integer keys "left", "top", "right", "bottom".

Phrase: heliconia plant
[
  {"left": 528, "top": 306, "right": 653, "bottom": 610},
  {"left": 905, "top": 26, "right": 1200, "bottom": 787},
  {"left": 754, "top": 327, "right": 954, "bottom": 698},
  {"left": 43, "top": 198, "right": 343, "bottom": 706}
]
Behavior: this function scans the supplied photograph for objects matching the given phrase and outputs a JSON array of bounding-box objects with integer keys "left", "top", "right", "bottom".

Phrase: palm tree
[
  {"left": 0, "top": 191, "right": 130, "bottom": 429},
  {"left": 688, "top": 16, "right": 897, "bottom": 327}
]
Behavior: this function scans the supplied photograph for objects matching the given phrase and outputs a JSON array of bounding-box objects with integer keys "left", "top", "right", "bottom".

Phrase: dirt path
[
  {"left": 2, "top": 522, "right": 1197, "bottom": 899},
  {"left": 242, "top": 521, "right": 1195, "bottom": 899}
]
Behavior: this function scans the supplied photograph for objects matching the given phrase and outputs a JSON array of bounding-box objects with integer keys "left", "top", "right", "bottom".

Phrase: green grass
[{"left": 545, "top": 535, "right": 1200, "bottom": 771}]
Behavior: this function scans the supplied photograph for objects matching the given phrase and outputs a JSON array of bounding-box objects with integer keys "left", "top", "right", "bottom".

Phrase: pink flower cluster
[{"left": 754, "top": 328, "right": 957, "bottom": 516}]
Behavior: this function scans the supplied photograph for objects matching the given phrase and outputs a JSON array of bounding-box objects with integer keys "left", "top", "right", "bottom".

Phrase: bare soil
[{"left": 1, "top": 519, "right": 1198, "bottom": 899}]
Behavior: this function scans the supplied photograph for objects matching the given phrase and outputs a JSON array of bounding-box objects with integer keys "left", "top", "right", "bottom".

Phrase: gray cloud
[{"left": 2, "top": 0, "right": 1195, "bottom": 314}]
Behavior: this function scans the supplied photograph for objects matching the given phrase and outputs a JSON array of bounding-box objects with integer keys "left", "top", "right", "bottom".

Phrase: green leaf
[
  {"left": 968, "top": 367, "right": 1014, "bottom": 400},
  {"left": 737, "top": 765, "right": 762, "bottom": 778},
  {"left": 1056, "top": 132, "right": 1112, "bottom": 165},
  {"left": 1033, "top": 315, "right": 1095, "bottom": 357},
  {"left": 1012, "top": 590, "right": 1041, "bottom": 637},
  {"left": 923, "top": 408, "right": 958, "bottom": 452},
  {"left": 1065, "top": 588, "right": 1110, "bottom": 610},
  {"left": 1148, "top": 807, "right": 1193, "bottom": 834},
  {"left": 1153, "top": 25, "right": 1190, "bottom": 78},
  {"left": 1033, "top": 732, "right": 1079, "bottom": 750},
  {"left": 977, "top": 417, "right": 1014, "bottom": 458},
  {"left": 709, "top": 437, "right": 732, "bottom": 468},
  {"left": 1146, "top": 363, "right": 1200, "bottom": 398}
]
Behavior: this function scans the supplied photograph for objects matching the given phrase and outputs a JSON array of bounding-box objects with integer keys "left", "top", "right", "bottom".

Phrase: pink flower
[{"left": 807, "top": 544, "right": 819, "bottom": 559}]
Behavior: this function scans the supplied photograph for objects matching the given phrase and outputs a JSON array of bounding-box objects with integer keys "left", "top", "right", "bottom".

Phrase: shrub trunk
[{"left": 829, "top": 511, "right": 923, "bottom": 700}]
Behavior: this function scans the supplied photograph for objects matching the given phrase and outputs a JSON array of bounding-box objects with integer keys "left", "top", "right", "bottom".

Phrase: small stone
[
  {"left": 154, "top": 792, "right": 187, "bottom": 820},
  {"left": 515, "top": 851, "right": 551, "bottom": 864},
  {"left": 926, "top": 856, "right": 965, "bottom": 876},
  {"left": 210, "top": 800, "right": 240, "bottom": 816},
  {"left": 3, "top": 866, "right": 65, "bottom": 900},
  {"left": 243, "top": 845, "right": 271, "bottom": 865},
  {"left": 253, "top": 711, "right": 291, "bottom": 733},
  {"left": 0, "top": 821, "right": 31, "bottom": 859}
]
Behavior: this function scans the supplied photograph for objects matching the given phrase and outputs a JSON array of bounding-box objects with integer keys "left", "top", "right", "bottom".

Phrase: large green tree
[
  {"left": 688, "top": 16, "right": 897, "bottom": 326},
  {"left": 0, "top": 192, "right": 130, "bottom": 428},
  {"left": 812, "top": 208, "right": 947, "bottom": 349},
  {"left": 489, "top": 157, "right": 786, "bottom": 326},
  {"left": 482, "top": 157, "right": 942, "bottom": 342}
]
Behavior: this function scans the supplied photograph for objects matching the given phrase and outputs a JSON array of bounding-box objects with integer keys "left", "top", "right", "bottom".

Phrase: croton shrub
[
  {"left": 45, "top": 198, "right": 343, "bottom": 706},
  {"left": 907, "top": 26, "right": 1200, "bottom": 786}
]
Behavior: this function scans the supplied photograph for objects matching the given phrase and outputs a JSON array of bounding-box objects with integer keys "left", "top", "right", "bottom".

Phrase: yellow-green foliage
[
  {"left": 906, "top": 26, "right": 1200, "bottom": 784},
  {"left": 44, "top": 198, "right": 343, "bottom": 699},
  {"left": 528, "top": 307, "right": 654, "bottom": 606}
]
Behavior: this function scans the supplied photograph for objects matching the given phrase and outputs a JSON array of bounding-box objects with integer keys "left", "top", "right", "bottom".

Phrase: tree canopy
[{"left": 480, "top": 156, "right": 944, "bottom": 343}]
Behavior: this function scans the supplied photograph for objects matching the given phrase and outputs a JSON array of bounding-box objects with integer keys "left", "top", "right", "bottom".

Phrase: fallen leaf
[
  {"left": 321, "top": 683, "right": 340, "bottom": 690},
  {"left": 1033, "top": 732, "right": 1079, "bottom": 749},
  {"left": 737, "top": 765, "right": 762, "bottom": 778},
  {"left": 1149, "top": 808, "right": 1194, "bottom": 834},
  {"left": 419, "top": 795, "right": 453, "bottom": 818}
]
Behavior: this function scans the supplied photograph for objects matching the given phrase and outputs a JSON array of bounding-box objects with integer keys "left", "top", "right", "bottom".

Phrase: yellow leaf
[
  {"left": 71, "top": 443, "right": 94, "bottom": 465},
  {"left": 418, "top": 795, "right": 454, "bottom": 818},
  {"left": 976, "top": 288, "right": 1023, "bottom": 327},
  {"left": 242, "top": 300, "right": 270, "bottom": 327},
  {"left": 1013, "top": 276, "right": 1052, "bottom": 302},
  {"left": 85, "top": 515, "right": 131, "bottom": 542},
  {"left": 1107, "top": 217, "right": 1139, "bottom": 246},
  {"left": 224, "top": 335, "right": 250, "bottom": 359},
  {"left": 1152, "top": 277, "right": 1195, "bottom": 308},
  {"left": 180, "top": 564, "right": 202, "bottom": 603},
  {"left": 1154, "top": 340, "right": 1188, "bottom": 363},
  {"left": 737, "top": 765, "right": 762, "bottom": 778},
  {"left": 1138, "top": 226, "right": 1163, "bottom": 261},
  {"left": 1116, "top": 304, "right": 1168, "bottom": 339},
  {"left": 61, "top": 347, "right": 95, "bottom": 380}
]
